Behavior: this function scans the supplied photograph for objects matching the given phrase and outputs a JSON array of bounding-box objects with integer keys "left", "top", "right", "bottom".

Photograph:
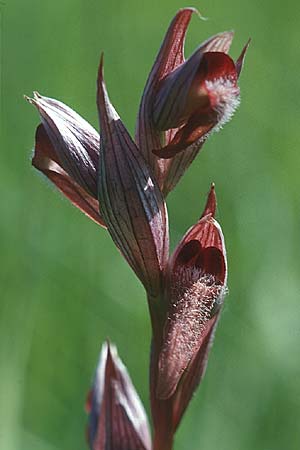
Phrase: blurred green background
[{"left": 1, "top": 0, "right": 300, "bottom": 449}]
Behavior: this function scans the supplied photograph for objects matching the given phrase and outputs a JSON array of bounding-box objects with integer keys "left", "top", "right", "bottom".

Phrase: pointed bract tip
[
  {"left": 242, "top": 37, "right": 251, "bottom": 57},
  {"left": 236, "top": 38, "right": 251, "bottom": 77},
  {"left": 25, "top": 91, "right": 43, "bottom": 106},
  {"left": 100, "top": 52, "right": 104, "bottom": 71},
  {"left": 33, "top": 91, "right": 42, "bottom": 99},
  {"left": 177, "top": 6, "right": 207, "bottom": 21},
  {"left": 96, "top": 53, "right": 106, "bottom": 96},
  {"left": 97, "top": 53, "right": 104, "bottom": 84},
  {"left": 244, "top": 37, "right": 251, "bottom": 47},
  {"left": 97, "top": 53, "right": 107, "bottom": 107},
  {"left": 201, "top": 184, "right": 217, "bottom": 218},
  {"left": 196, "top": 10, "right": 209, "bottom": 21},
  {"left": 106, "top": 340, "right": 115, "bottom": 361},
  {"left": 24, "top": 94, "right": 34, "bottom": 104}
]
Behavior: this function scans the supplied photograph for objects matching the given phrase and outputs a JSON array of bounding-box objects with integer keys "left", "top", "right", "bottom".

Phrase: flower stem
[{"left": 147, "top": 294, "right": 174, "bottom": 450}]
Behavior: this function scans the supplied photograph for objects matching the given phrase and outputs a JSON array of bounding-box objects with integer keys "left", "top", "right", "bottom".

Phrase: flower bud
[
  {"left": 27, "top": 94, "right": 105, "bottom": 226},
  {"left": 28, "top": 92, "right": 99, "bottom": 197},
  {"left": 86, "top": 342, "right": 151, "bottom": 450}
]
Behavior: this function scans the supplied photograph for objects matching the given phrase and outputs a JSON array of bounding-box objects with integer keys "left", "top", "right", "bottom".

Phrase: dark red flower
[
  {"left": 157, "top": 210, "right": 227, "bottom": 398},
  {"left": 136, "top": 8, "right": 249, "bottom": 195}
]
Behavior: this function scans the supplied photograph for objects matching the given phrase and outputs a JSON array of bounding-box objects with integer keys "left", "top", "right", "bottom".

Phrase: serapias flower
[
  {"left": 97, "top": 57, "right": 169, "bottom": 297},
  {"left": 26, "top": 92, "right": 105, "bottom": 227},
  {"left": 157, "top": 184, "right": 227, "bottom": 399},
  {"left": 149, "top": 185, "right": 227, "bottom": 447},
  {"left": 86, "top": 341, "right": 151, "bottom": 450},
  {"left": 136, "top": 8, "right": 249, "bottom": 195}
]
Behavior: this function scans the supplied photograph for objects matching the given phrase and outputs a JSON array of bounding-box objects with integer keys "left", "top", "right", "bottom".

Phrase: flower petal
[
  {"left": 97, "top": 58, "right": 169, "bottom": 296},
  {"left": 33, "top": 124, "right": 105, "bottom": 227},
  {"left": 87, "top": 342, "right": 152, "bottom": 450},
  {"left": 27, "top": 92, "right": 99, "bottom": 197},
  {"left": 153, "top": 51, "right": 240, "bottom": 159},
  {"left": 152, "top": 33, "right": 235, "bottom": 132}
]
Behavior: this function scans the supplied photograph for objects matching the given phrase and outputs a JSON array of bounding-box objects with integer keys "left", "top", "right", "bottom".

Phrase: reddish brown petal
[
  {"left": 33, "top": 124, "right": 105, "bottom": 227},
  {"left": 87, "top": 342, "right": 151, "bottom": 450},
  {"left": 175, "top": 216, "right": 227, "bottom": 276},
  {"left": 153, "top": 52, "right": 239, "bottom": 160},
  {"left": 176, "top": 239, "right": 202, "bottom": 265},
  {"left": 153, "top": 38, "right": 236, "bottom": 132},
  {"left": 200, "top": 51, "right": 237, "bottom": 82},
  {"left": 97, "top": 58, "right": 169, "bottom": 296},
  {"left": 169, "top": 185, "right": 226, "bottom": 281},
  {"left": 189, "top": 218, "right": 224, "bottom": 257},
  {"left": 153, "top": 123, "right": 213, "bottom": 159},
  {"left": 201, "top": 247, "right": 226, "bottom": 281}
]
